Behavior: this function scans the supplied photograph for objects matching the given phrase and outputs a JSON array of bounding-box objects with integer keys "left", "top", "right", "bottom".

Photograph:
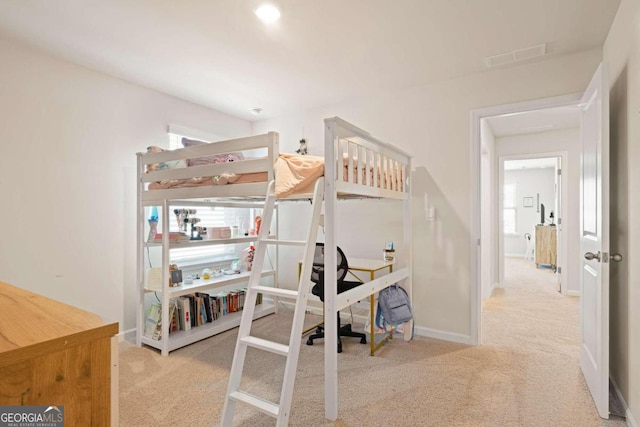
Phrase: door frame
[
  {"left": 497, "top": 152, "right": 568, "bottom": 292},
  {"left": 469, "top": 93, "right": 581, "bottom": 345}
]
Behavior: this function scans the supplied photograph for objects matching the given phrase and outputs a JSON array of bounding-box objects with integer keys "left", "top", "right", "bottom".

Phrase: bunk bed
[{"left": 136, "top": 117, "right": 412, "bottom": 423}]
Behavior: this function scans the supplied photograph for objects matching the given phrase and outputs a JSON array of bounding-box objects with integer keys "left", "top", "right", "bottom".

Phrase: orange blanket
[{"left": 274, "top": 154, "right": 325, "bottom": 197}]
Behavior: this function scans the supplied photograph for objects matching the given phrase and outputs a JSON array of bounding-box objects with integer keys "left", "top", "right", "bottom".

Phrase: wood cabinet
[
  {"left": 0, "top": 281, "right": 118, "bottom": 426},
  {"left": 535, "top": 225, "right": 557, "bottom": 268}
]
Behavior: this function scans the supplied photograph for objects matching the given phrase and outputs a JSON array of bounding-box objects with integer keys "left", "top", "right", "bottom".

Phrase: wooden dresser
[
  {"left": 535, "top": 225, "right": 557, "bottom": 269},
  {"left": 0, "top": 281, "right": 118, "bottom": 426}
]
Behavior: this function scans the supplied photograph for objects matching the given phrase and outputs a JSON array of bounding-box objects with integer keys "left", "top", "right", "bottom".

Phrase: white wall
[
  {"left": 604, "top": 0, "right": 640, "bottom": 422},
  {"left": 253, "top": 49, "right": 602, "bottom": 340},
  {"left": 503, "top": 167, "right": 555, "bottom": 256},
  {"left": 496, "top": 128, "right": 580, "bottom": 294},
  {"left": 0, "top": 40, "right": 251, "bottom": 332}
]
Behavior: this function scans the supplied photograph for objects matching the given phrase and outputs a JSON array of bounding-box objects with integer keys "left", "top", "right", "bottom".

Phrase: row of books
[{"left": 143, "top": 289, "right": 264, "bottom": 340}]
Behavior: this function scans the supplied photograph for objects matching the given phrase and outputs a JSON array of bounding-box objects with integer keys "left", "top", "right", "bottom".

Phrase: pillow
[
  {"left": 145, "top": 146, "right": 187, "bottom": 173},
  {"left": 182, "top": 137, "right": 244, "bottom": 167}
]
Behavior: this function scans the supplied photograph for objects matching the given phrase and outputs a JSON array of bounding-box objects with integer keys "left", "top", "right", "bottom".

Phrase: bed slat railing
[
  {"left": 140, "top": 133, "right": 276, "bottom": 165},
  {"left": 142, "top": 157, "right": 271, "bottom": 183},
  {"left": 335, "top": 132, "right": 409, "bottom": 198}
]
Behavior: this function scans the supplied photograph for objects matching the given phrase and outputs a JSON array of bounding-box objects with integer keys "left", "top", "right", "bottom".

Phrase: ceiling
[
  {"left": 0, "top": 0, "right": 620, "bottom": 121},
  {"left": 485, "top": 105, "right": 582, "bottom": 138},
  {"left": 504, "top": 157, "right": 558, "bottom": 170}
]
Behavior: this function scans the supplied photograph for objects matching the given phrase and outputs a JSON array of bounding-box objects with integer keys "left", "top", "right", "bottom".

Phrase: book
[
  {"left": 210, "top": 297, "right": 218, "bottom": 321},
  {"left": 218, "top": 292, "right": 229, "bottom": 316},
  {"left": 238, "top": 289, "right": 246, "bottom": 310},
  {"left": 229, "top": 291, "right": 238, "bottom": 313},
  {"left": 198, "top": 296, "right": 207, "bottom": 325},
  {"left": 144, "top": 301, "right": 177, "bottom": 340},
  {"left": 178, "top": 297, "right": 191, "bottom": 331},
  {"left": 143, "top": 302, "right": 162, "bottom": 340},
  {"left": 169, "top": 299, "right": 179, "bottom": 333},
  {"left": 187, "top": 294, "right": 196, "bottom": 327},
  {"left": 196, "top": 292, "right": 213, "bottom": 323},
  {"left": 195, "top": 296, "right": 202, "bottom": 326}
]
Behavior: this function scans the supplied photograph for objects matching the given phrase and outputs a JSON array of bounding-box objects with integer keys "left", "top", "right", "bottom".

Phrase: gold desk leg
[{"left": 369, "top": 266, "right": 394, "bottom": 356}]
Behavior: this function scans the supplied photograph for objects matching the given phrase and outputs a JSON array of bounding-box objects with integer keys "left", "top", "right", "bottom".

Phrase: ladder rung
[
  {"left": 261, "top": 238, "right": 306, "bottom": 246},
  {"left": 229, "top": 391, "right": 279, "bottom": 418},
  {"left": 240, "top": 336, "right": 289, "bottom": 356},
  {"left": 253, "top": 286, "right": 299, "bottom": 299}
]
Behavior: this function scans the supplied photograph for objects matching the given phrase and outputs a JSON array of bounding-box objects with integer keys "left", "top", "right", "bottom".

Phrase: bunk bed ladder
[{"left": 221, "top": 178, "right": 325, "bottom": 427}]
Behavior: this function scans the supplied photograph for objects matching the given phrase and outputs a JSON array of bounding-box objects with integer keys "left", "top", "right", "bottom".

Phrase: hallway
[{"left": 482, "top": 257, "right": 626, "bottom": 425}]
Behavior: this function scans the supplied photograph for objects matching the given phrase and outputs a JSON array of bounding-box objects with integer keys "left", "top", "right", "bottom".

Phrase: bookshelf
[{"left": 136, "top": 199, "right": 278, "bottom": 356}]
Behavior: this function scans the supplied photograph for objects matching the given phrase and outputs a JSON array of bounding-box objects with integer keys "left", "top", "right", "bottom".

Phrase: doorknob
[
  {"left": 611, "top": 253, "right": 623, "bottom": 262},
  {"left": 584, "top": 251, "right": 601, "bottom": 261}
]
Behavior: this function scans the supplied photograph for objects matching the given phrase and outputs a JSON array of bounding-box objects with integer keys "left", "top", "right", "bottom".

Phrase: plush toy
[
  {"left": 296, "top": 138, "right": 308, "bottom": 155},
  {"left": 145, "top": 145, "right": 186, "bottom": 172}
]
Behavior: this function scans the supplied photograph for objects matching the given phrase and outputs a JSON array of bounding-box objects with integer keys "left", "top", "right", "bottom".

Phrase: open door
[
  {"left": 579, "top": 62, "right": 609, "bottom": 419},
  {"left": 554, "top": 156, "right": 562, "bottom": 292}
]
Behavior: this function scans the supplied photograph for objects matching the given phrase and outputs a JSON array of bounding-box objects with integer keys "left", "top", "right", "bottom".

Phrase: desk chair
[{"left": 306, "top": 243, "right": 367, "bottom": 353}]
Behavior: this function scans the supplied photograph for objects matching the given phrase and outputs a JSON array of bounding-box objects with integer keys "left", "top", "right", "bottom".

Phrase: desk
[
  {"left": 348, "top": 258, "right": 394, "bottom": 356},
  {"left": 298, "top": 258, "right": 394, "bottom": 356}
]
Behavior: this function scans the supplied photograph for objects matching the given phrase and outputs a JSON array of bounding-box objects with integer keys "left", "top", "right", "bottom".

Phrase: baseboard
[
  {"left": 289, "top": 301, "right": 474, "bottom": 345},
  {"left": 628, "top": 409, "right": 639, "bottom": 427},
  {"left": 610, "top": 374, "right": 637, "bottom": 427},
  {"left": 414, "top": 326, "right": 474, "bottom": 345},
  {"left": 120, "top": 328, "right": 136, "bottom": 343},
  {"left": 567, "top": 290, "right": 580, "bottom": 297}
]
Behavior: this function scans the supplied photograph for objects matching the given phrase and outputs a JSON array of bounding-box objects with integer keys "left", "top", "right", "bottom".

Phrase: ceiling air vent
[{"left": 485, "top": 43, "right": 547, "bottom": 68}]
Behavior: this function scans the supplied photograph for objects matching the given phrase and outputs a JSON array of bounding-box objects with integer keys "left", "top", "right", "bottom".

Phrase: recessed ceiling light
[
  {"left": 255, "top": 4, "right": 280, "bottom": 23},
  {"left": 250, "top": 107, "right": 263, "bottom": 115}
]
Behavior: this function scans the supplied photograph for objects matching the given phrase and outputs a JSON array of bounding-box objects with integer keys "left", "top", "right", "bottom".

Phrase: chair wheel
[
  {"left": 306, "top": 338, "right": 313, "bottom": 346},
  {"left": 360, "top": 337, "right": 367, "bottom": 344}
]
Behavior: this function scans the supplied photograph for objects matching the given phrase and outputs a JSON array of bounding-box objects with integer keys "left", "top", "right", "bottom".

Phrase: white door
[
  {"left": 555, "top": 157, "right": 562, "bottom": 292},
  {"left": 579, "top": 62, "right": 610, "bottom": 419}
]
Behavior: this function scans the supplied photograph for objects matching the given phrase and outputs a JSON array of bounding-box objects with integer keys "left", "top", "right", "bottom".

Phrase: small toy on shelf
[{"left": 242, "top": 246, "right": 255, "bottom": 271}]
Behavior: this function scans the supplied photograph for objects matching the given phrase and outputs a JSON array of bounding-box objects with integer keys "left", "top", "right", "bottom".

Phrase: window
[
  {"left": 167, "top": 124, "right": 223, "bottom": 150},
  {"left": 503, "top": 183, "right": 517, "bottom": 234},
  {"left": 168, "top": 205, "right": 253, "bottom": 264},
  {"left": 163, "top": 125, "right": 242, "bottom": 264}
]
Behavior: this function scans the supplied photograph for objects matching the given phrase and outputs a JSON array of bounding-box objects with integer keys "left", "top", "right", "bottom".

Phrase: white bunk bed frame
[
  {"left": 322, "top": 117, "right": 412, "bottom": 421},
  {"left": 136, "top": 117, "right": 412, "bottom": 422}
]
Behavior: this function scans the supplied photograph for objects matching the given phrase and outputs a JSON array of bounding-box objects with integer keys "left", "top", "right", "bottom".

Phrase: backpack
[{"left": 377, "top": 284, "right": 413, "bottom": 327}]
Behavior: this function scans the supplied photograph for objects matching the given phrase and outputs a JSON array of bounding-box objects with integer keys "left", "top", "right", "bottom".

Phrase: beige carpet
[{"left": 119, "top": 258, "right": 627, "bottom": 426}]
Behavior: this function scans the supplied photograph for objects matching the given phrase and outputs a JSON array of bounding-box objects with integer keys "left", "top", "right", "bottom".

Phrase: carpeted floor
[{"left": 118, "top": 257, "right": 627, "bottom": 426}]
